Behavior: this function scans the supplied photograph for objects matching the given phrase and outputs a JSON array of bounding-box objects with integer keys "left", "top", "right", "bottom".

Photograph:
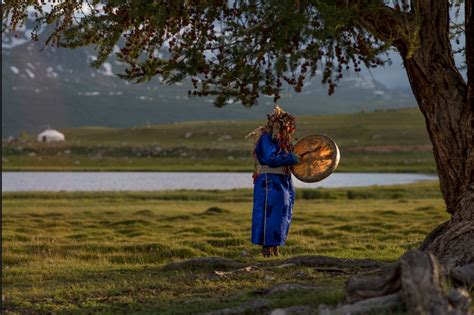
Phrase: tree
[{"left": 3, "top": 0, "right": 473, "bottom": 312}]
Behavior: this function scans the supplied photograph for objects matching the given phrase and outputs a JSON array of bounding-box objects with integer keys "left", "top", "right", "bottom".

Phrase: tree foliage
[
  {"left": 0, "top": 1, "right": 417, "bottom": 106},
  {"left": 1, "top": 1, "right": 467, "bottom": 108}
]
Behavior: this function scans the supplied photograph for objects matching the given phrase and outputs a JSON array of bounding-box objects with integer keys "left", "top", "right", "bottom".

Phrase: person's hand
[
  {"left": 299, "top": 146, "right": 320, "bottom": 159},
  {"left": 293, "top": 153, "right": 301, "bottom": 163},
  {"left": 299, "top": 151, "right": 311, "bottom": 159}
]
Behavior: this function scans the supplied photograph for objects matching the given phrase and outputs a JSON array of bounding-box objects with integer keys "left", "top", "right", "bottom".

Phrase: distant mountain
[{"left": 2, "top": 20, "right": 417, "bottom": 137}]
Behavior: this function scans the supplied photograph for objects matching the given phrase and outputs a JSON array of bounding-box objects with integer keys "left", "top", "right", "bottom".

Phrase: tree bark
[
  {"left": 390, "top": 1, "right": 474, "bottom": 269},
  {"left": 345, "top": 251, "right": 472, "bottom": 315},
  {"left": 397, "top": 1, "right": 472, "bottom": 214},
  {"left": 329, "top": 2, "right": 474, "bottom": 313},
  {"left": 356, "top": 2, "right": 473, "bottom": 224}
]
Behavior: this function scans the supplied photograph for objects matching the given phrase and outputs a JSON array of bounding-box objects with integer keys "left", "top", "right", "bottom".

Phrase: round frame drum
[{"left": 291, "top": 134, "right": 340, "bottom": 183}]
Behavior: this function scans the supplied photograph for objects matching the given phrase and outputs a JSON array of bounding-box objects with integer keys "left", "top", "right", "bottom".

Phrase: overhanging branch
[{"left": 354, "top": 5, "right": 414, "bottom": 55}]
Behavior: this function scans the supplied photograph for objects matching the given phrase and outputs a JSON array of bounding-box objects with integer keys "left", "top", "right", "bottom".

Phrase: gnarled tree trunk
[
  {"left": 392, "top": 0, "right": 474, "bottom": 271},
  {"left": 340, "top": 2, "right": 474, "bottom": 313},
  {"left": 344, "top": 250, "right": 472, "bottom": 315}
]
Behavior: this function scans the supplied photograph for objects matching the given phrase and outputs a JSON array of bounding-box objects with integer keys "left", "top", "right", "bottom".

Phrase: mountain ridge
[{"left": 2, "top": 23, "right": 417, "bottom": 137}]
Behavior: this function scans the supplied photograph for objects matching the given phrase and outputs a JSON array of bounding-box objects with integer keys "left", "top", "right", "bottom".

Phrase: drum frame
[{"left": 290, "top": 134, "right": 340, "bottom": 183}]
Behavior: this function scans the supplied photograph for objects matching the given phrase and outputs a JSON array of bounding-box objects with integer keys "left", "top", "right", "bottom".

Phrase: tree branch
[
  {"left": 332, "top": 1, "right": 413, "bottom": 51},
  {"left": 357, "top": 7, "right": 413, "bottom": 55}
]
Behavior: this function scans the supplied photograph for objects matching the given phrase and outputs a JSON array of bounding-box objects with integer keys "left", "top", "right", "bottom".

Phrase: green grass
[
  {"left": 2, "top": 108, "right": 436, "bottom": 172},
  {"left": 3, "top": 182, "right": 465, "bottom": 314}
]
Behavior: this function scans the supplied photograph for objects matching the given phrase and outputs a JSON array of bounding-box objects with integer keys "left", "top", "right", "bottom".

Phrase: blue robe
[{"left": 251, "top": 132, "right": 298, "bottom": 246}]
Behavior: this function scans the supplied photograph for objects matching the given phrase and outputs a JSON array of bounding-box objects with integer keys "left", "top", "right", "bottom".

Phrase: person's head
[
  {"left": 265, "top": 105, "right": 295, "bottom": 151},
  {"left": 246, "top": 105, "right": 296, "bottom": 152}
]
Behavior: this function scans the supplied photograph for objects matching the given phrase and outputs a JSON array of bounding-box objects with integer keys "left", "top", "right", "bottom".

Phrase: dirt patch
[
  {"left": 164, "top": 255, "right": 387, "bottom": 276},
  {"left": 206, "top": 299, "right": 270, "bottom": 315},
  {"left": 134, "top": 209, "right": 154, "bottom": 216},
  {"left": 200, "top": 207, "right": 231, "bottom": 216},
  {"left": 164, "top": 256, "right": 244, "bottom": 271},
  {"left": 265, "top": 255, "right": 387, "bottom": 274},
  {"left": 253, "top": 283, "right": 325, "bottom": 296},
  {"left": 270, "top": 305, "right": 319, "bottom": 314}
]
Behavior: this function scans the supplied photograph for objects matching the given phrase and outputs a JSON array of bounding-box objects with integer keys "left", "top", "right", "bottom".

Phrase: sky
[
  {"left": 361, "top": 52, "right": 409, "bottom": 90},
  {"left": 359, "top": 45, "right": 466, "bottom": 91}
]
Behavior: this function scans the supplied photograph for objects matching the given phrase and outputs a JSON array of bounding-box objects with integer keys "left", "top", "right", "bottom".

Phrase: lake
[{"left": 2, "top": 172, "right": 438, "bottom": 192}]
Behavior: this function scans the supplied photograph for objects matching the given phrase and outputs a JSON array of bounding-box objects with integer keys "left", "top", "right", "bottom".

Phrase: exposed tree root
[
  {"left": 319, "top": 293, "right": 403, "bottom": 315},
  {"left": 269, "top": 305, "right": 319, "bottom": 314},
  {"left": 345, "top": 262, "right": 400, "bottom": 303},
  {"left": 214, "top": 266, "right": 263, "bottom": 278},
  {"left": 206, "top": 299, "right": 270, "bottom": 315},
  {"left": 419, "top": 219, "right": 474, "bottom": 271},
  {"left": 253, "top": 283, "right": 325, "bottom": 296},
  {"left": 163, "top": 255, "right": 386, "bottom": 275},
  {"left": 264, "top": 255, "right": 386, "bottom": 274},
  {"left": 452, "top": 263, "right": 474, "bottom": 287},
  {"left": 165, "top": 253, "right": 472, "bottom": 314},
  {"left": 344, "top": 250, "right": 472, "bottom": 314}
]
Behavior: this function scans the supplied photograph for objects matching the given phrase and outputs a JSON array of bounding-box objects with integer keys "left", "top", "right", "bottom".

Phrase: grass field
[
  {"left": 3, "top": 182, "right": 465, "bottom": 314},
  {"left": 2, "top": 108, "right": 436, "bottom": 172}
]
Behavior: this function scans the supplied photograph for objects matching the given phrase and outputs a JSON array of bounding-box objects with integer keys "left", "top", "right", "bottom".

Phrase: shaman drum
[{"left": 291, "top": 134, "right": 340, "bottom": 183}]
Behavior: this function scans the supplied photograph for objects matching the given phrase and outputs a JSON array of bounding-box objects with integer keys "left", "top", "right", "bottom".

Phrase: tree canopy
[{"left": 3, "top": 0, "right": 465, "bottom": 107}]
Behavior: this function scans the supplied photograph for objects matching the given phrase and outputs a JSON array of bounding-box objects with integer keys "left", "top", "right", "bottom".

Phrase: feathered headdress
[{"left": 247, "top": 105, "right": 296, "bottom": 153}]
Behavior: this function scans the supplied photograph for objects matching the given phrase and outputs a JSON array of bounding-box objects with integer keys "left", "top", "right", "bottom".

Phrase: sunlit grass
[{"left": 2, "top": 182, "right": 453, "bottom": 313}]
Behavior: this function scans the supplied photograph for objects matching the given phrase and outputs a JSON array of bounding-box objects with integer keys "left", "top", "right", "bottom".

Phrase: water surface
[{"left": 2, "top": 172, "right": 437, "bottom": 192}]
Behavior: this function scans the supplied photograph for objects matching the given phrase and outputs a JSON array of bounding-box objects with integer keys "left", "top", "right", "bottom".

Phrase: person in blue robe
[{"left": 250, "top": 106, "right": 299, "bottom": 257}]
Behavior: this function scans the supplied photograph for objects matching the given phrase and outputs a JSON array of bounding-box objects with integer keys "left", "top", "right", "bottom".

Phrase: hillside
[
  {"left": 2, "top": 19, "right": 417, "bottom": 137},
  {"left": 2, "top": 108, "right": 436, "bottom": 173}
]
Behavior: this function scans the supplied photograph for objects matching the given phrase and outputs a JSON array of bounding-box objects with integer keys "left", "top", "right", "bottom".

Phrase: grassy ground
[
  {"left": 2, "top": 108, "right": 436, "bottom": 172},
  {"left": 3, "top": 182, "right": 465, "bottom": 314}
]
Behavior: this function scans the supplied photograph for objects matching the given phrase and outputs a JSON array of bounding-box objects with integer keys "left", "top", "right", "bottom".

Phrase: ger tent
[{"left": 37, "top": 128, "right": 65, "bottom": 143}]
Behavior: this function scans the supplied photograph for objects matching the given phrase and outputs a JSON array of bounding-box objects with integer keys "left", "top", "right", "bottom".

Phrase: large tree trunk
[
  {"left": 322, "top": 2, "right": 474, "bottom": 314},
  {"left": 331, "top": 2, "right": 474, "bottom": 313},
  {"left": 392, "top": 1, "right": 474, "bottom": 270}
]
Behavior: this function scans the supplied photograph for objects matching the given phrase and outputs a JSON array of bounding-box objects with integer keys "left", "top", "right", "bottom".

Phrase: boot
[{"left": 261, "top": 246, "right": 272, "bottom": 257}]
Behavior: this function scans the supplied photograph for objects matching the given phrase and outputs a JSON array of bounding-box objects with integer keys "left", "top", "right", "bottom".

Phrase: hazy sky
[
  {"left": 360, "top": 52, "right": 409, "bottom": 90},
  {"left": 357, "top": 4, "right": 467, "bottom": 90},
  {"left": 347, "top": 45, "right": 466, "bottom": 91}
]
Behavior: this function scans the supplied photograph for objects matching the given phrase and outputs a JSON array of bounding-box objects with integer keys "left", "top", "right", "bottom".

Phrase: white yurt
[{"left": 37, "top": 128, "right": 65, "bottom": 143}]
